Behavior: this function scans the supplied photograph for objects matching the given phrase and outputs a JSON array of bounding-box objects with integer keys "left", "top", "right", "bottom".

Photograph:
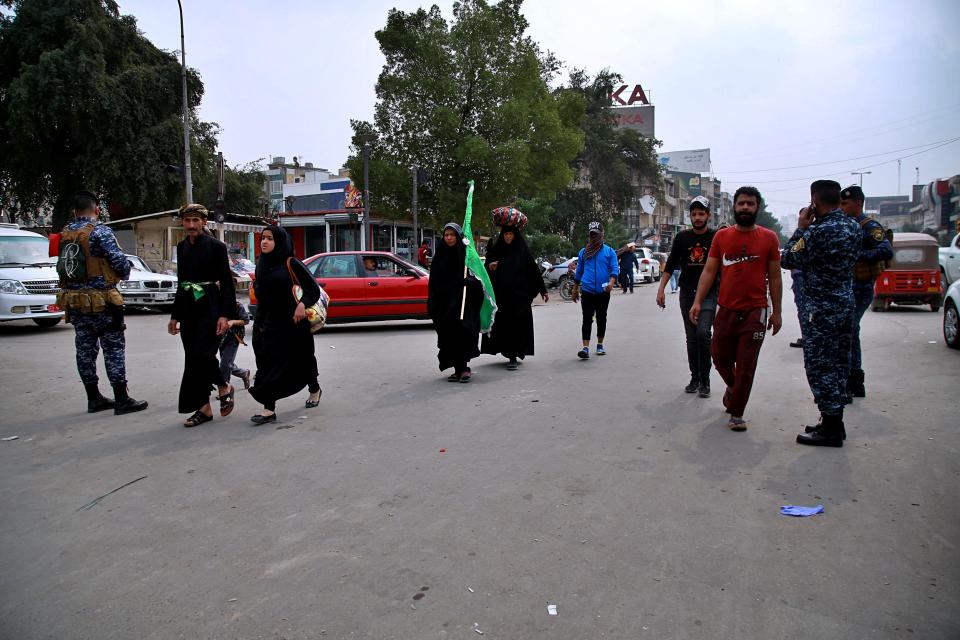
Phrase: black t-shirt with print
[{"left": 665, "top": 228, "right": 717, "bottom": 294}]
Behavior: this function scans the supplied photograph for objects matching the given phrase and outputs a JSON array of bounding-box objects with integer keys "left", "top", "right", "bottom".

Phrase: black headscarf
[
  {"left": 429, "top": 223, "right": 467, "bottom": 293},
  {"left": 256, "top": 225, "right": 294, "bottom": 279},
  {"left": 486, "top": 225, "right": 541, "bottom": 304}
]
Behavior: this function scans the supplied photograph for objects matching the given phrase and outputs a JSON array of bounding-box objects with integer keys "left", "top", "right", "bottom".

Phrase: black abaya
[
  {"left": 249, "top": 226, "right": 322, "bottom": 407},
  {"left": 428, "top": 225, "right": 483, "bottom": 373},
  {"left": 480, "top": 228, "right": 545, "bottom": 359},
  {"left": 172, "top": 232, "right": 237, "bottom": 413}
]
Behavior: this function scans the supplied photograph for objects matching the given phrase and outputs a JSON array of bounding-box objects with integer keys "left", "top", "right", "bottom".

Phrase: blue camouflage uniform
[
  {"left": 850, "top": 214, "right": 893, "bottom": 374},
  {"left": 781, "top": 209, "right": 861, "bottom": 417},
  {"left": 62, "top": 217, "right": 131, "bottom": 386}
]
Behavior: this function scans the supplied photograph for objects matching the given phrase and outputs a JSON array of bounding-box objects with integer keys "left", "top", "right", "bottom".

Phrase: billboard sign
[
  {"left": 658, "top": 149, "right": 711, "bottom": 173},
  {"left": 670, "top": 171, "right": 702, "bottom": 197},
  {"left": 610, "top": 84, "right": 650, "bottom": 106},
  {"left": 612, "top": 105, "right": 655, "bottom": 138}
]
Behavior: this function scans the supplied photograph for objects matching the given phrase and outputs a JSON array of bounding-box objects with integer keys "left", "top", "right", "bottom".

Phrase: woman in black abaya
[
  {"left": 427, "top": 223, "right": 483, "bottom": 383},
  {"left": 481, "top": 223, "right": 548, "bottom": 370},
  {"left": 248, "top": 225, "right": 322, "bottom": 424}
]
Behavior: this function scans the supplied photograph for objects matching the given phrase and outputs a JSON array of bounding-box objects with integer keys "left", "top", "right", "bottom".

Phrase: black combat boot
[
  {"left": 848, "top": 370, "right": 866, "bottom": 398},
  {"left": 804, "top": 415, "right": 846, "bottom": 440},
  {"left": 84, "top": 383, "right": 115, "bottom": 413},
  {"left": 112, "top": 383, "right": 148, "bottom": 415},
  {"left": 797, "top": 414, "right": 844, "bottom": 447}
]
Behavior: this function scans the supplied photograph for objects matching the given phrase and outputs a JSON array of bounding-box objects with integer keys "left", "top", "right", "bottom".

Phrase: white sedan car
[
  {"left": 118, "top": 255, "right": 178, "bottom": 308},
  {"left": 633, "top": 247, "right": 662, "bottom": 283},
  {"left": 943, "top": 279, "right": 960, "bottom": 349}
]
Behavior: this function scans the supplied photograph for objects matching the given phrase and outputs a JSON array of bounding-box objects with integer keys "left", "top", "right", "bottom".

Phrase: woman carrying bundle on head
[{"left": 481, "top": 207, "right": 548, "bottom": 370}]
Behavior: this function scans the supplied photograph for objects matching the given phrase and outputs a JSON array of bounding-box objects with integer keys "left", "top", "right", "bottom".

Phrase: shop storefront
[{"left": 278, "top": 210, "right": 435, "bottom": 262}]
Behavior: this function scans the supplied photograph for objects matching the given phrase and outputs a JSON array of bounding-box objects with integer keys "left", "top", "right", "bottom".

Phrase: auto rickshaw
[{"left": 872, "top": 232, "right": 943, "bottom": 312}]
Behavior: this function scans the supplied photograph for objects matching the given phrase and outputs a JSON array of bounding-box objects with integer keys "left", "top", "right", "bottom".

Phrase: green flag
[{"left": 462, "top": 181, "right": 497, "bottom": 333}]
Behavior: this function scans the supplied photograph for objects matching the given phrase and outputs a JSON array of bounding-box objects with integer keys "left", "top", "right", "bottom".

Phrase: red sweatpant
[{"left": 711, "top": 306, "right": 767, "bottom": 418}]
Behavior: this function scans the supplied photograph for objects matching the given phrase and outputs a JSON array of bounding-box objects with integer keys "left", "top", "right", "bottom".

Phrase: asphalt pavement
[{"left": 1, "top": 279, "right": 957, "bottom": 640}]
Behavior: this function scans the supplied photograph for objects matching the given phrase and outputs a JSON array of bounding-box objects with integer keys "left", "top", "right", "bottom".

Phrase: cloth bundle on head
[
  {"left": 178, "top": 203, "right": 208, "bottom": 219},
  {"left": 492, "top": 206, "right": 528, "bottom": 231}
]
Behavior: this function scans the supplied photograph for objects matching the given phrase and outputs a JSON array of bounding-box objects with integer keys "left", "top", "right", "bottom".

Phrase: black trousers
[
  {"left": 679, "top": 292, "right": 715, "bottom": 384},
  {"left": 580, "top": 291, "right": 611, "bottom": 341}
]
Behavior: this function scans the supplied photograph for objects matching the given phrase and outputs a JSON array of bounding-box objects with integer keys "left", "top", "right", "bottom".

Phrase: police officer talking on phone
[{"left": 781, "top": 180, "right": 861, "bottom": 447}]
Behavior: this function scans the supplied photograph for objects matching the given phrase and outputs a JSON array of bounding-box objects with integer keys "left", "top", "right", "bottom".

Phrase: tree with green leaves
[
  {"left": 346, "top": 0, "right": 585, "bottom": 232},
  {"left": 0, "top": 0, "right": 205, "bottom": 227},
  {"left": 756, "top": 202, "right": 786, "bottom": 244}
]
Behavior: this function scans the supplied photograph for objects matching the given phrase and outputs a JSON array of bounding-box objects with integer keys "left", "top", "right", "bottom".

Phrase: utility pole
[
  {"left": 851, "top": 171, "right": 871, "bottom": 187},
  {"left": 361, "top": 142, "right": 370, "bottom": 251},
  {"left": 411, "top": 164, "right": 418, "bottom": 258},
  {"left": 915, "top": 167, "right": 920, "bottom": 185},
  {"left": 177, "top": 0, "right": 193, "bottom": 204},
  {"left": 897, "top": 159, "right": 901, "bottom": 196}
]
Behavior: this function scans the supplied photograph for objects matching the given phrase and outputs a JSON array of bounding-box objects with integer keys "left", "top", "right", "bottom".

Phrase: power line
[
  {"left": 717, "top": 136, "right": 960, "bottom": 174},
  {"left": 731, "top": 138, "right": 960, "bottom": 185}
]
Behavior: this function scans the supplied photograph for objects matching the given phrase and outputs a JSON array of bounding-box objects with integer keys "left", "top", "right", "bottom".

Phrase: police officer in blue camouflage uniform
[
  {"left": 781, "top": 180, "right": 861, "bottom": 447},
  {"left": 58, "top": 191, "right": 147, "bottom": 415},
  {"left": 839, "top": 185, "right": 893, "bottom": 398}
]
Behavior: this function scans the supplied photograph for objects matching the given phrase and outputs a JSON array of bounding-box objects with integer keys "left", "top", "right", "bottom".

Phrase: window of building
[{"left": 270, "top": 180, "right": 282, "bottom": 195}]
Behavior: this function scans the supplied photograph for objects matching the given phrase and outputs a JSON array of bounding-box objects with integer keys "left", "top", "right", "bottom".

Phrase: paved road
[{"left": 1, "top": 280, "right": 957, "bottom": 639}]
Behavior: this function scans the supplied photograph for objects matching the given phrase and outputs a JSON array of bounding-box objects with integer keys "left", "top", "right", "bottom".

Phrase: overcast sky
[{"left": 119, "top": 0, "right": 960, "bottom": 217}]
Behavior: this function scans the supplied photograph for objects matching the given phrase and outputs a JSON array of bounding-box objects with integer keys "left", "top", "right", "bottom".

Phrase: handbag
[{"left": 286, "top": 257, "right": 329, "bottom": 333}]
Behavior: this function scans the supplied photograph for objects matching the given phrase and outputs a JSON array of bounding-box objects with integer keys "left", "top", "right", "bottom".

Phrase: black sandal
[
  {"left": 305, "top": 389, "right": 322, "bottom": 408},
  {"left": 184, "top": 410, "right": 213, "bottom": 428},
  {"left": 447, "top": 372, "right": 462, "bottom": 382},
  {"left": 459, "top": 370, "right": 472, "bottom": 383},
  {"left": 217, "top": 386, "right": 235, "bottom": 417}
]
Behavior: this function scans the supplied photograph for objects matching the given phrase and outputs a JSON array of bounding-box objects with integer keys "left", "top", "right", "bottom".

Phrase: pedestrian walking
[
  {"left": 617, "top": 243, "right": 639, "bottom": 293},
  {"left": 656, "top": 196, "right": 718, "bottom": 397},
  {"left": 690, "top": 186, "right": 782, "bottom": 431},
  {"left": 248, "top": 225, "right": 323, "bottom": 424},
  {"left": 480, "top": 208, "right": 548, "bottom": 370},
  {"left": 839, "top": 185, "right": 893, "bottom": 398},
  {"left": 57, "top": 190, "right": 147, "bottom": 415},
  {"left": 782, "top": 180, "right": 862, "bottom": 447},
  {"left": 571, "top": 221, "right": 619, "bottom": 359},
  {"left": 669, "top": 267, "right": 680, "bottom": 293},
  {"left": 167, "top": 204, "right": 237, "bottom": 427},
  {"left": 219, "top": 300, "right": 252, "bottom": 391},
  {"left": 428, "top": 223, "right": 483, "bottom": 382},
  {"left": 417, "top": 238, "right": 432, "bottom": 270}
]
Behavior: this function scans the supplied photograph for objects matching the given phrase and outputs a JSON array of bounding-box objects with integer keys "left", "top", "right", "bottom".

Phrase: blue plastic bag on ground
[{"left": 780, "top": 504, "right": 824, "bottom": 517}]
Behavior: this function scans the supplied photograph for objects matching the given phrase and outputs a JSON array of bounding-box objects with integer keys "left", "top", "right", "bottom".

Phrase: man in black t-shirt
[{"left": 656, "top": 196, "right": 718, "bottom": 397}]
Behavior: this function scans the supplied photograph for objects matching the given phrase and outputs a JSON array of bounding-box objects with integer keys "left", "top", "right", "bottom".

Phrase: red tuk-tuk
[{"left": 872, "top": 232, "right": 943, "bottom": 312}]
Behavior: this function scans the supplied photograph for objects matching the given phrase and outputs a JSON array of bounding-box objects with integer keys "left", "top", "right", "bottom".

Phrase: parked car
[
  {"left": 544, "top": 257, "right": 577, "bottom": 287},
  {"left": 634, "top": 247, "right": 662, "bottom": 283},
  {"left": 0, "top": 224, "right": 64, "bottom": 327},
  {"left": 943, "top": 279, "right": 960, "bottom": 349},
  {"left": 118, "top": 255, "right": 178, "bottom": 308},
  {"left": 302, "top": 251, "right": 429, "bottom": 324},
  {"left": 939, "top": 232, "right": 960, "bottom": 287},
  {"left": 872, "top": 233, "right": 943, "bottom": 312}
]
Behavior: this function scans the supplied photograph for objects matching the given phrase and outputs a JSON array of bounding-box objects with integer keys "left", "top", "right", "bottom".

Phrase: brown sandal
[
  {"left": 217, "top": 386, "right": 235, "bottom": 417},
  {"left": 184, "top": 410, "right": 213, "bottom": 428}
]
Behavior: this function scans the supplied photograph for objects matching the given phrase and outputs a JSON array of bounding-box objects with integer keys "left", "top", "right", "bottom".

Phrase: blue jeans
[
  {"left": 850, "top": 285, "right": 873, "bottom": 373},
  {"left": 669, "top": 271, "right": 680, "bottom": 292}
]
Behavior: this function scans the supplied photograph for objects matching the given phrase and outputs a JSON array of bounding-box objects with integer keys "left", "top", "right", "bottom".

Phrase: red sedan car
[{"left": 302, "top": 251, "right": 430, "bottom": 324}]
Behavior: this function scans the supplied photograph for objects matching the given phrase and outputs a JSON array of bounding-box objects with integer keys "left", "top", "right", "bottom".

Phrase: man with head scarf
[
  {"left": 248, "top": 225, "right": 322, "bottom": 423},
  {"left": 167, "top": 204, "right": 238, "bottom": 427},
  {"left": 428, "top": 222, "right": 484, "bottom": 382},
  {"left": 571, "top": 222, "right": 619, "bottom": 359},
  {"left": 617, "top": 243, "right": 639, "bottom": 293},
  {"left": 481, "top": 215, "right": 548, "bottom": 370}
]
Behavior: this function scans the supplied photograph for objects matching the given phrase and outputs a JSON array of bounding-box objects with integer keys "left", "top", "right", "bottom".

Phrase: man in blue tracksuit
[{"left": 571, "top": 221, "right": 620, "bottom": 359}]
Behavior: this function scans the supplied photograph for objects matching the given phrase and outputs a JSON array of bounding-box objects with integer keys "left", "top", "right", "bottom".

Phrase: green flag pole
[{"left": 459, "top": 181, "right": 497, "bottom": 332}]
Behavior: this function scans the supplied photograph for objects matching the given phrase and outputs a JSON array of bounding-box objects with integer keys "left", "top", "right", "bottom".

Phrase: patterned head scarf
[{"left": 584, "top": 221, "right": 604, "bottom": 260}]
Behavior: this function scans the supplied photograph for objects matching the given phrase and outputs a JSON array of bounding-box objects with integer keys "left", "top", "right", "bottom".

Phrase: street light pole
[
  {"left": 411, "top": 164, "right": 418, "bottom": 256},
  {"left": 851, "top": 171, "right": 871, "bottom": 188},
  {"left": 177, "top": 0, "right": 193, "bottom": 204}
]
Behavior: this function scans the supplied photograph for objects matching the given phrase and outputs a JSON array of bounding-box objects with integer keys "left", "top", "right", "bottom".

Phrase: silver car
[{"left": 118, "top": 255, "right": 178, "bottom": 308}]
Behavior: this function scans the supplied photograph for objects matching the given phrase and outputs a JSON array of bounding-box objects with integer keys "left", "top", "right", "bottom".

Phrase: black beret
[{"left": 841, "top": 185, "right": 865, "bottom": 201}]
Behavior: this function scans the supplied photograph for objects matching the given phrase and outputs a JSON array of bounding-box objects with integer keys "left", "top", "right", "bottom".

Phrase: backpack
[{"left": 57, "top": 226, "right": 92, "bottom": 282}]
